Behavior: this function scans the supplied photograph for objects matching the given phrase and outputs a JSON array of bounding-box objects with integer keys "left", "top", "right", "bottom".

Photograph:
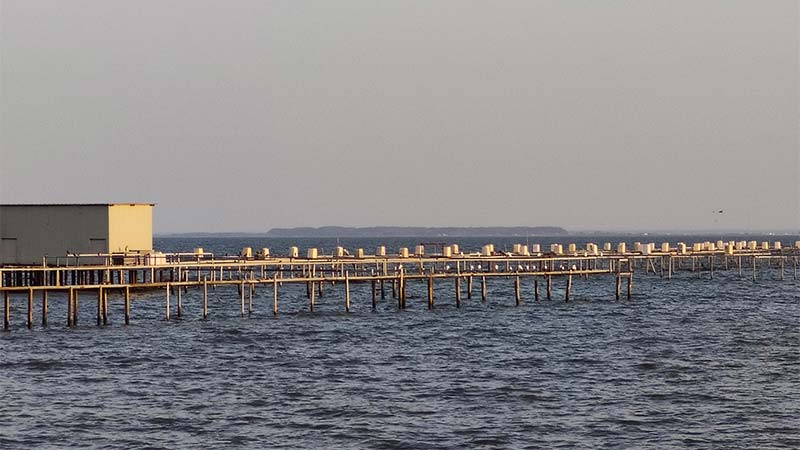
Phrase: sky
[{"left": 1, "top": 1, "right": 798, "bottom": 233}]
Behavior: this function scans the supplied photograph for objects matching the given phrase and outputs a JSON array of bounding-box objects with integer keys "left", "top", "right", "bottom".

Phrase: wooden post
[
  {"left": 248, "top": 282, "right": 253, "bottom": 315},
  {"left": 667, "top": 256, "right": 672, "bottom": 279},
  {"left": 615, "top": 275, "right": 621, "bottom": 300},
  {"left": 565, "top": 275, "right": 572, "bottom": 302},
  {"left": 272, "top": 277, "right": 278, "bottom": 316},
  {"left": 427, "top": 274, "right": 434, "bottom": 309},
  {"left": 399, "top": 269, "right": 406, "bottom": 309},
  {"left": 42, "top": 290, "right": 48, "bottom": 327},
  {"left": 780, "top": 257, "right": 785, "bottom": 281},
  {"left": 514, "top": 276, "right": 521, "bottom": 306},
  {"left": 380, "top": 279, "right": 385, "bottom": 300},
  {"left": 103, "top": 288, "right": 108, "bottom": 325},
  {"left": 709, "top": 256, "right": 714, "bottom": 279},
  {"left": 26, "top": 288, "right": 33, "bottom": 329},
  {"left": 534, "top": 278, "right": 539, "bottom": 301},
  {"left": 455, "top": 277, "right": 461, "bottom": 308},
  {"left": 392, "top": 278, "right": 397, "bottom": 299},
  {"left": 165, "top": 284, "right": 171, "bottom": 321},
  {"left": 309, "top": 276, "right": 315, "bottom": 312},
  {"left": 753, "top": 256, "right": 757, "bottom": 281},
  {"left": 73, "top": 289, "right": 79, "bottom": 325},
  {"left": 481, "top": 276, "right": 487, "bottom": 301},
  {"left": 627, "top": 274, "right": 632, "bottom": 300},
  {"left": 67, "top": 288, "right": 73, "bottom": 327},
  {"left": 203, "top": 278, "right": 209, "bottom": 319},
  {"left": 318, "top": 280, "right": 324, "bottom": 298},
  {"left": 124, "top": 286, "right": 130, "bottom": 325},
  {"left": 177, "top": 285, "right": 183, "bottom": 318},
  {"left": 97, "top": 288, "right": 103, "bottom": 326},
  {"left": 4, "top": 291, "right": 9, "bottom": 330},
  {"left": 546, "top": 276, "right": 552, "bottom": 300},
  {"left": 344, "top": 271, "right": 350, "bottom": 313},
  {"left": 240, "top": 281, "right": 245, "bottom": 317},
  {"left": 371, "top": 279, "right": 377, "bottom": 309},
  {"left": 467, "top": 275, "right": 473, "bottom": 299}
]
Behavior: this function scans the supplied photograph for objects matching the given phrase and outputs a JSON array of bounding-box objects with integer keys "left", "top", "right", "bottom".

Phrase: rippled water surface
[{"left": 2, "top": 236, "right": 799, "bottom": 449}]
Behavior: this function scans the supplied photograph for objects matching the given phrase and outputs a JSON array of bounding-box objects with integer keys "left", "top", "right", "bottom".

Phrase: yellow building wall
[{"left": 107, "top": 204, "right": 153, "bottom": 253}]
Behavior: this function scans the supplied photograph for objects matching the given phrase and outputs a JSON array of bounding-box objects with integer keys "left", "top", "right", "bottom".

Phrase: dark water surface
[{"left": 2, "top": 236, "right": 799, "bottom": 449}]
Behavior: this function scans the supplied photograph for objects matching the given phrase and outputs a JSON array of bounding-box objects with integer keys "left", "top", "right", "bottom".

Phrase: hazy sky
[{"left": 1, "top": 1, "right": 798, "bottom": 233}]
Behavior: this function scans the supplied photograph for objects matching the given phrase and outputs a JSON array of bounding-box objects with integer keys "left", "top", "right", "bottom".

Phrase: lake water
[{"left": 1, "top": 235, "right": 799, "bottom": 449}]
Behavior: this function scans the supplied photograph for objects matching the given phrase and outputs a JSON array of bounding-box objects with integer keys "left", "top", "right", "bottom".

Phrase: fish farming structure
[{"left": 1, "top": 239, "right": 799, "bottom": 330}]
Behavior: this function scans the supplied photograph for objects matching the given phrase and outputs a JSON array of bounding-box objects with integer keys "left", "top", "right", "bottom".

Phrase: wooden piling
[
  {"left": 165, "top": 284, "right": 171, "bottom": 321},
  {"left": 371, "top": 279, "right": 377, "bottom": 309},
  {"left": 546, "top": 276, "right": 552, "bottom": 300},
  {"left": 27, "top": 288, "right": 33, "bottom": 329},
  {"left": 514, "top": 276, "right": 521, "bottom": 306},
  {"left": 248, "top": 283, "right": 253, "bottom": 315},
  {"left": 272, "top": 277, "right": 278, "bottom": 315},
  {"left": 4, "top": 291, "right": 9, "bottom": 330},
  {"left": 427, "top": 274, "right": 434, "bottom": 309},
  {"left": 124, "top": 286, "right": 130, "bottom": 325},
  {"left": 203, "top": 278, "right": 209, "bottom": 318},
  {"left": 67, "top": 288, "right": 73, "bottom": 327},
  {"left": 73, "top": 289, "right": 79, "bottom": 325},
  {"left": 102, "top": 289, "right": 108, "bottom": 325},
  {"left": 344, "top": 271, "right": 350, "bottom": 313},
  {"left": 481, "top": 276, "right": 487, "bottom": 301},
  {"left": 42, "top": 290, "right": 48, "bottom": 327},
  {"left": 380, "top": 279, "right": 386, "bottom": 300},
  {"left": 177, "top": 285, "right": 183, "bottom": 318},
  {"left": 627, "top": 274, "right": 632, "bottom": 300},
  {"left": 615, "top": 275, "right": 621, "bottom": 300},
  {"left": 534, "top": 278, "right": 539, "bottom": 301},
  {"left": 565, "top": 275, "right": 572, "bottom": 302},
  {"left": 309, "top": 276, "right": 316, "bottom": 312},
  {"left": 97, "top": 288, "right": 103, "bottom": 326},
  {"left": 467, "top": 275, "right": 473, "bottom": 299},
  {"left": 455, "top": 277, "right": 461, "bottom": 308}
]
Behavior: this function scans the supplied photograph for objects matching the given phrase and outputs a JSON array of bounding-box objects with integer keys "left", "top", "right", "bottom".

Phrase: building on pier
[{"left": 0, "top": 203, "right": 153, "bottom": 265}]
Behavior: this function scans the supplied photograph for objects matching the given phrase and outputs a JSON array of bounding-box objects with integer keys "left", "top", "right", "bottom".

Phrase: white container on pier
[
  {"left": 241, "top": 247, "right": 253, "bottom": 259},
  {"left": 747, "top": 241, "right": 757, "bottom": 250},
  {"left": 773, "top": 241, "right": 782, "bottom": 250},
  {"left": 521, "top": 245, "right": 530, "bottom": 256},
  {"left": 482, "top": 245, "right": 493, "bottom": 256},
  {"left": 376, "top": 246, "right": 386, "bottom": 257},
  {"left": 307, "top": 248, "right": 318, "bottom": 259},
  {"left": 335, "top": 246, "right": 345, "bottom": 257},
  {"left": 716, "top": 240, "right": 725, "bottom": 251},
  {"left": 399, "top": 247, "right": 409, "bottom": 258},
  {"left": 415, "top": 245, "right": 425, "bottom": 256},
  {"left": 736, "top": 241, "right": 745, "bottom": 250},
  {"left": 617, "top": 243, "right": 626, "bottom": 253},
  {"left": 633, "top": 242, "right": 642, "bottom": 252},
  {"left": 761, "top": 242, "right": 769, "bottom": 250},
  {"left": 259, "top": 248, "right": 270, "bottom": 259},
  {"left": 795, "top": 241, "right": 800, "bottom": 249},
  {"left": 451, "top": 244, "right": 460, "bottom": 254},
  {"left": 443, "top": 246, "right": 453, "bottom": 258},
  {"left": 145, "top": 252, "right": 166, "bottom": 265},
  {"left": 641, "top": 244, "right": 652, "bottom": 255},
  {"left": 193, "top": 247, "right": 204, "bottom": 256},
  {"left": 531, "top": 244, "right": 541, "bottom": 254},
  {"left": 677, "top": 242, "right": 687, "bottom": 254},
  {"left": 289, "top": 246, "right": 299, "bottom": 258},
  {"left": 568, "top": 243, "right": 577, "bottom": 254},
  {"left": 603, "top": 243, "right": 612, "bottom": 251},
  {"left": 356, "top": 248, "right": 365, "bottom": 258},
  {"left": 661, "top": 243, "right": 670, "bottom": 252},
  {"left": 554, "top": 244, "right": 564, "bottom": 255},
  {"left": 513, "top": 244, "right": 522, "bottom": 254}
]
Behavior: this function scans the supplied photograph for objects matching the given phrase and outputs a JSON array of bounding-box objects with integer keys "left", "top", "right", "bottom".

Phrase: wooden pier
[{"left": 1, "top": 240, "right": 798, "bottom": 330}]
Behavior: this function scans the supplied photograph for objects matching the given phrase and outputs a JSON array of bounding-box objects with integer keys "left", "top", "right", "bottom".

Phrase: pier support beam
[
  {"left": 455, "top": 277, "right": 461, "bottom": 308},
  {"left": 344, "top": 272, "right": 350, "bottom": 313},
  {"left": 165, "top": 284, "right": 171, "bottom": 321},
  {"left": 515, "top": 276, "right": 521, "bottom": 306},
  {"left": 273, "top": 277, "right": 278, "bottom": 316},
  {"left": 481, "top": 276, "right": 487, "bottom": 301},
  {"left": 546, "top": 276, "right": 552, "bottom": 300},
  {"left": 124, "top": 286, "right": 130, "bottom": 325},
  {"left": 42, "top": 290, "right": 48, "bottom": 327},
  {"left": 4, "top": 291, "right": 9, "bottom": 330},
  {"left": 565, "top": 275, "right": 572, "bottom": 302},
  {"left": 534, "top": 278, "right": 539, "bottom": 301},
  {"left": 627, "top": 274, "right": 633, "bottom": 300}
]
